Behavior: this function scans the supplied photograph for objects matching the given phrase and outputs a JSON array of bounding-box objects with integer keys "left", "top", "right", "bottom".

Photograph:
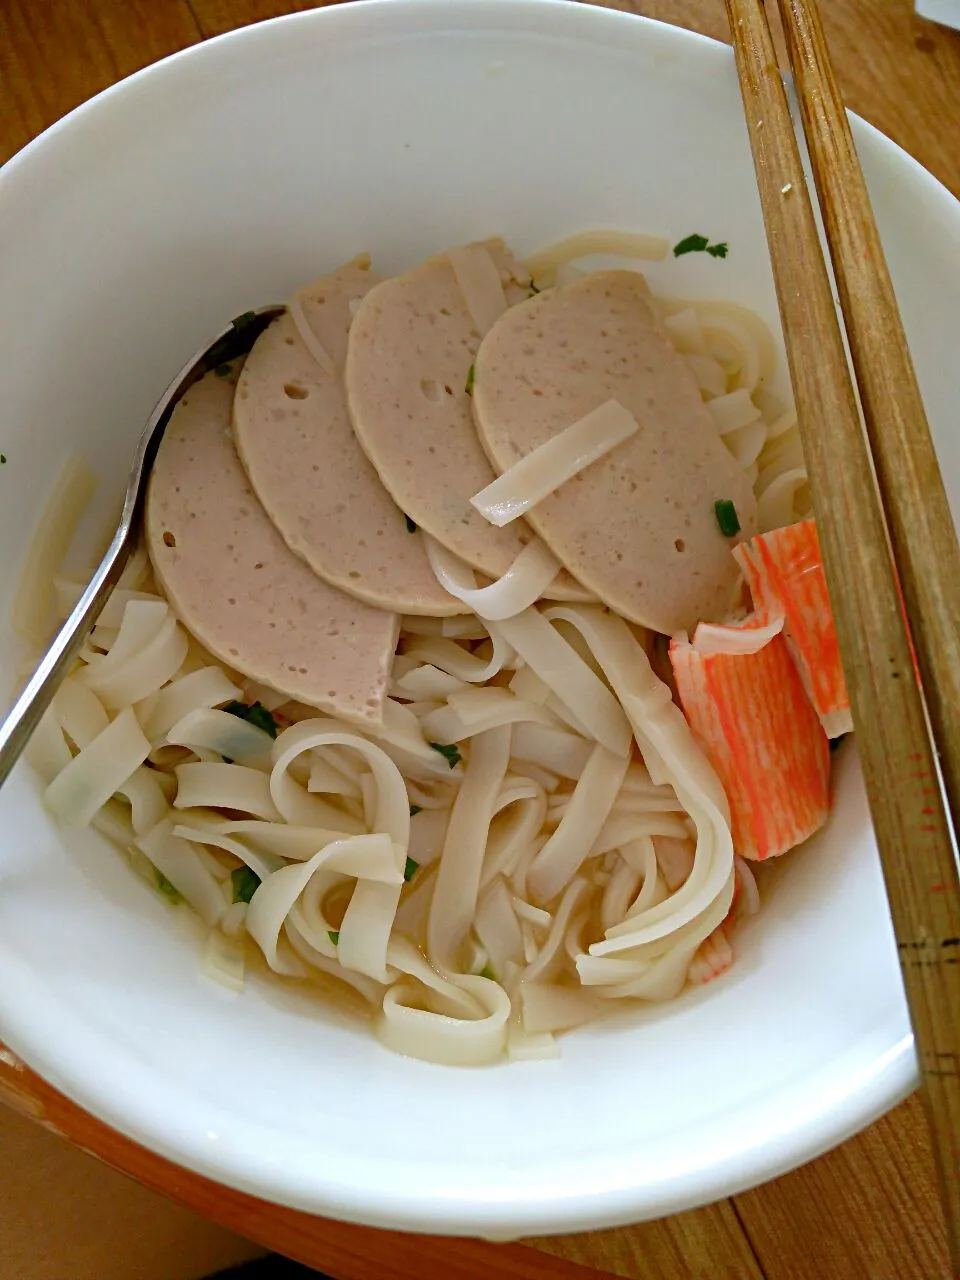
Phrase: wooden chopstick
[
  {"left": 778, "top": 0, "right": 960, "bottom": 868},
  {"left": 724, "top": 0, "right": 960, "bottom": 1264}
]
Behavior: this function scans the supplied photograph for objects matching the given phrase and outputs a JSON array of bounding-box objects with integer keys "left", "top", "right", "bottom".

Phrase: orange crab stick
[
  {"left": 734, "top": 520, "right": 852, "bottom": 737},
  {"left": 670, "top": 631, "right": 831, "bottom": 861}
]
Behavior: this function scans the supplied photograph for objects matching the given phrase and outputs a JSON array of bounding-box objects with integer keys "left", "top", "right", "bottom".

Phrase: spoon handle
[{"left": 0, "top": 523, "right": 134, "bottom": 787}]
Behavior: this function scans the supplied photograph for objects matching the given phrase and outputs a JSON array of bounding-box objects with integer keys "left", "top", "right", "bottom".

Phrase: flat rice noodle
[
  {"left": 426, "top": 725, "right": 512, "bottom": 972},
  {"left": 45, "top": 707, "right": 151, "bottom": 828},
  {"left": 468, "top": 399, "right": 639, "bottom": 528},
  {"left": 376, "top": 971, "right": 510, "bottom": 1067},
  {"left": 527, "top": 744, "right": 630, "bottom": 903}
]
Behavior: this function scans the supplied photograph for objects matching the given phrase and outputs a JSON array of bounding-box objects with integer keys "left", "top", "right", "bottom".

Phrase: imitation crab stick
[
  {"left": 688, "top": 926, "right": 734, "bottom": 986},
  {"left": 734, "top": 520, "right": 852, "bottom": 737},
  {"left": 670, "top": 631, "right": 831, "bottom": 861}
]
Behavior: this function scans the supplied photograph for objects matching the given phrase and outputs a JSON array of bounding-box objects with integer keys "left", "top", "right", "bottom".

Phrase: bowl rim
[{"left": 0, "top": 0, "right": 944, "bottom": 1237}]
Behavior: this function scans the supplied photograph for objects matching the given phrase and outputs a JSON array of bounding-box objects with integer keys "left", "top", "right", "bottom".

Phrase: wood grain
[
  {"left": 582, "top": 0, "right": 960, "bottom": 197},
  {"left": 0, "top": 0, "right": 200, "bottom": 164},
  {"left": 187, "top": 0, "right": 326, "bottom": 35},
  {"left": 535, "top": 1203, "right": 764, "bottom": 1279},
  {"left": 0, "top": 2, "right": 958, "bottom": 1279},
  {"left": 776, "top": 0, "right": 960, "bottom": 1264},
  {"left": 726, "top": 0, "right": 960, "bottom": 1263},
  {"left": 737, "top": 1093, "right": 952, "bottom": 1280}
]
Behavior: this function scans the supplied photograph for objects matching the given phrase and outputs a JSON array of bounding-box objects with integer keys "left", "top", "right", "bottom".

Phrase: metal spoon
[{"left": 0, "top": 305, "right": 284, "bottom": 788}]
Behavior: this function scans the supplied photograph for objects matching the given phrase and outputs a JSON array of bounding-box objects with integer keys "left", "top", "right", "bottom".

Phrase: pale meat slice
[
  {"left": 471, "top": 270, "right": 758, "bottom": 635},
  {"left": 343, "top": 239, "right": 587, "bottom": 598},
  {"left": 234, "top": 261, "right": 459, "bottom": 616},
  {"left": 146, "top": 366, "right": 398, "bottom": 727}
]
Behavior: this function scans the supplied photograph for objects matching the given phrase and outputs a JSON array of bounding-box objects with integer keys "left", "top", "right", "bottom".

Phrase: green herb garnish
[
  {"left": 479, "top": 963, "right": 496, "bottom": 981},
  {"left": 429, "top": 741, "right": 462, "bottom": 769},
  {"left": 214, "top": 363, "right": 233, "bottom": 379},
  {"left": 674, "top": 233, "right": 728, "bottom": 259},
  {"left": 464, "top": 364, "right": 476, "bottom": 396},
  {"left": 223, "top": 700, "right": 279, "bottom": 739},
  {"left": 404, "top": 856, "right": 419, "bottom": 883},
  {"left": 231, "top": 866, "right": 261, "bottom": 904},
  {"left": 409, "top": 804, "right": 423, "bottom": 816},
  {"left": 155, "top": 870, "right": 183, "bottom": 905},
  {"left": 714, "top": 499, "right": 741, "bottom": 538},
  {"left": 231, "top": 310, "right": 258, "bottom": 332},
  {"left": 328, "top": 930, "right": 340, "bottom": 945},
  {"left": 674, "top": 233, "right": 708, "bottom": 256},
  {"left": 404, "top": 514, "right": 417, "bottom": 533}
]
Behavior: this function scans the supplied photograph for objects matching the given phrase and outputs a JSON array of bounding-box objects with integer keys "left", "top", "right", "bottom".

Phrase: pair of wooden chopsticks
[{"left": 724, "top": 0, "right": 960, "bottom": 1263}]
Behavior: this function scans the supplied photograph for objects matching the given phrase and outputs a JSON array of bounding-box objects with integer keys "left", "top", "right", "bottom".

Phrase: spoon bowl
[{"left": 0, "top": 306, "right": 283, "bottom": 787}]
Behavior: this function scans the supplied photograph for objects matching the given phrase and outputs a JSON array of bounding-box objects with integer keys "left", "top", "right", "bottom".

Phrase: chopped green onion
[
  {"left": 429, "top": 741, "right": 462, "bottom": 769},
  {"left": 328, "top": 930, "right": 340, "bottom": 945},
  {"left": 714, "top": 499, "right": 741, "bottom": 538},
  {"left": 404, "top": 856, "right": 419, "bottom": 883},
  {"left": 409, "top": 804, "right": 423, "bottom": 816},
  {"left": 674, "top": 234, "right": 728, "bottom": 259},
  {"left": 214, "top": 363, "right": 233, "bottom": 379},
  {"left": 223, "top": 700, "right": 279, "bottom": 739},
  {"left": 479, "top": 963, "right": 496, "bottom": 981},
  {"left": 464, "top": 364, "right": 476, "bottom": 396},
  {"left": 673, "top": 233, "right": 709, "bottom": 257},
  {"left": 404, "top": 514, "right": 417, "bottom": 533},
  {"left": 231, "top": 866, "right": 261, "bottom": 904},
  {"left": 155, "top": 870, "right": 183, "bottom": 905}
]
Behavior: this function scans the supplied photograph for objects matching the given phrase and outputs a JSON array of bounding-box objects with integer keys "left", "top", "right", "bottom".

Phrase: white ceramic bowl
[
  {"left": 917, "top": 0, "right": 960, "bottom": 33},
  {"left": 1, "top": 0, "right": 959, "bottom": 1240}
]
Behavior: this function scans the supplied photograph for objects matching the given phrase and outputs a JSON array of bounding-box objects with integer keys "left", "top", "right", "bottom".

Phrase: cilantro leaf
[
  {"left": 404, "top": 856, "right": 419, "bottom": 883},
  {"left": 231, "top": 866, "right": 261, "bottom": 904},
  {"left": 328, "top": 930, "right": 340, "bottom": 945},
  {"left": 155, "top": 870, "right": 183, "bottom": 905},
  {"left": 674, "top": 234, "right": 728, "bottom": 259},
  {"left": 429, "top": 742, "right": 462, "bottom": 769},
  {"left": 223, "top": 700, "right": 279, "bottom": 739},
  {"left": 231, "top": 310, "right": 258, "bottom": 333},
  {"left": 673, "top": 234, "right": 709, "bottom": 257}
]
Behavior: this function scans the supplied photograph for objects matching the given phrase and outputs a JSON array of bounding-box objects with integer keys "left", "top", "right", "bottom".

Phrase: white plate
[{"left": 1, "top": 0, "right": 958, "bottom": 1239}]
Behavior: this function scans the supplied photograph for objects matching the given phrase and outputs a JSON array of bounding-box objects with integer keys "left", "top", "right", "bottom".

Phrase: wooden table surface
[{"left": 1, "top": 2, "right": 958, "bottom": 1277}]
